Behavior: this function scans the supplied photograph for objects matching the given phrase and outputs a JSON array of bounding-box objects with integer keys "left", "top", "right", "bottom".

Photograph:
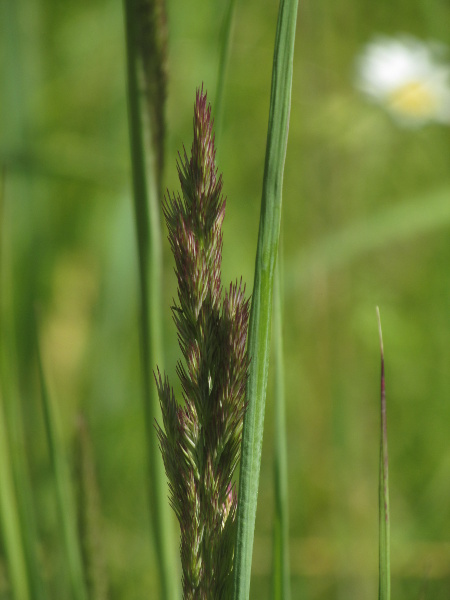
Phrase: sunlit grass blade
[
  {"left": 75, "top": 415, "right": 109, "bottom": 600},
  {"left": 377, "top": 307, "right": 390, "bottom": 600},
  {"left": 271, "top": 250, "right": 291, "bottom": 600},
  {"left": 35, "top": 328, "right": 88, "bottom": 600},
  {"left": 214, "top": 0, "right": 237, "bottom": 146},
  {"left": 233, "top": 1, "right": 299, "bottom": 598},
  {"left": 122, "top": 2, "right": 178, "bottom": 598}
]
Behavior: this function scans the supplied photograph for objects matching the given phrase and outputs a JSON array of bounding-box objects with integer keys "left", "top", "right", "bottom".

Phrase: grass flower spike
[
  {"left": 355, "top": 35, "right": 450, "bottom": 127},
  {"left": 156, "top": 87, "right": 249, "bottom": 599}
]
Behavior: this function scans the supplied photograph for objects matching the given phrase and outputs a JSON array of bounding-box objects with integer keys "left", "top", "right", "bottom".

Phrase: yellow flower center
[{"left": 388, "top": 80, "right": 438, "bottom": 118}]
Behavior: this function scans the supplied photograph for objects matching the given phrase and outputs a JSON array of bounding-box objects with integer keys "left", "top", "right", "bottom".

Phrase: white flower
[{"left": 355, "top": 35, "right": 450, "bottom": 127}]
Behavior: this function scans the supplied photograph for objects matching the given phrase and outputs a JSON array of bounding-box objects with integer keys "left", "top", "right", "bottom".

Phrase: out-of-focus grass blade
[
  {"left": 130, "top": 0, "right": 168, "bottom": 195},
  {"left": 35, "top": 329, "right": 88, "bottom": 600},
  {"left": 122, "top": 2, "right": 178, "bottom": 599},
  {"left": 287, "top": 185, "right": 450, "bottom": 291},
  {"left": 0, "top": 4, "right": 44, "bottom": 593},
  {"left": 0, "top": 0, "right": 25, "bottom": 151},
  {"left": 0, "top": 173, "right": 46, "bottom": 600},
  {"left": 376, "top": 307, "right": 390, "bottom": 600},
  {"left": 271, "top": 250, "right": 291, "bottom": 600},
  {"left": 233, "top": 1, "right": 299, "bottom": 598},
  {"left": 75, "top": 415, "right": 109, "bottom": 600},
  {"left": 0, "top": 172, "right": 30, "bottom": 600},
  {"left": 0, "top": 143, "right": 127, "bottom": 188},
  {"left": 0, "top": 390, "right": 30, "bottom": 600},
  {"left": 214, "top": 0, "right": 236, "bottom": 146}
]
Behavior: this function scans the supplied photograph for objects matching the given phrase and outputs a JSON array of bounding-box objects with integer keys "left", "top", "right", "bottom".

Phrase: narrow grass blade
[
  {"left": 1, "top": 3, "right": 47, "bottom": 593},
  {"left": 75, "top": 416, "right": 109, "bottom": 600},
  {"left": 122, "top": 2, "right": 178, "bottom": 598},
  {"left": 233, "top": 1, "right": 299, "bottom": 598},
  {"left": 0, "top": 172, "right": 30, "bottom": 600},
  {"left": 35, "top": 329, "right": 88, "bottom": 600},
  {"left": 1, "top": 1, "right": 51, "bottom": 592},
  {"left": 271, "top": 250, "right": 291, "bottom": 600},
  {"left": 0, "top": 173, "right": 47, "bottom": 600},
  {"left": 0, "top": 0, "right": 26, "bottom": 150},
  {"left": 0, "top": 390, "right": 30, "bottom": 600},
  {"left": 214, "top": 0, "right": 237, "bottom": 147},
  {"left": 376, "top": 307, "right": 390, "bottom": 600},
  {"left": 131, "top": 0, "right": 168, "bottom": 194}
]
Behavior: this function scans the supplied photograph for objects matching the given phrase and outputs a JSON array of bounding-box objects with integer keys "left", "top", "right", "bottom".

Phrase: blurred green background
[{"left": 1, "top": 0, "right": 450, "bottom": 598}]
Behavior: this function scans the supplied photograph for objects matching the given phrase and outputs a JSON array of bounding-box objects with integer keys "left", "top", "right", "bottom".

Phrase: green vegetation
[{"left": 1, "top": 0, "right": 450, "bottom": 598}]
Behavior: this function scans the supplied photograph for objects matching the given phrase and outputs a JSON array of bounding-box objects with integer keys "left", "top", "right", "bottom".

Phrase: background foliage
[{"left": 1, "top": 0, "right": 450, "bottom": 598}]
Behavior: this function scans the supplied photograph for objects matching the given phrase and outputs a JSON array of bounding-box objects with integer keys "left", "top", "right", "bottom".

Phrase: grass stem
[{"left": 122, "top": 2, "right": 178, "bottom": 598}]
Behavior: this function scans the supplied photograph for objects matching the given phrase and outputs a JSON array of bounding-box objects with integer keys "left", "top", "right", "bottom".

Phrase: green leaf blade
[
  {"left": 233, "top": 1, "right": 299, "bottom": 598},
  {"left": 272, "top": 254, "right": 290, "bottom": 600}
]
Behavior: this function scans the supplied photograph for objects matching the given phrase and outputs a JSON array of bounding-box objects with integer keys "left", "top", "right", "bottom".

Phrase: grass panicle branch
[{"left": 156, "top": 88, "right": 249, "bottom": 599}]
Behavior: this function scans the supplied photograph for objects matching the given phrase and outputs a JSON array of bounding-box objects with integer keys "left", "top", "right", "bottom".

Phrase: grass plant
[{"left": 1, "top": 0, "right": 449, "bottom": 598}]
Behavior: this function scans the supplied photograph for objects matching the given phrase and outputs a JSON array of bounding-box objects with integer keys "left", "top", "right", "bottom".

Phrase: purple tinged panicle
[{"left": 155, "top": 88, "right": 249, "bottom": 599}]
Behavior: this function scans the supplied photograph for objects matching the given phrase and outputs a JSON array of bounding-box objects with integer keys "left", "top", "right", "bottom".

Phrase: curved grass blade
[
  {"left": 233, "top": 1, "right": 299, "bottom": 598},
  {"left": 35, "top": 327, "right": 88, "bottom": 600},
  {"left": 271, "top": 250, "right": 291, "bottom": 600},
  {"left": 122, "top": 2, "right": 178, "bottom": 598},
  {"left": 376, "top": 307, "right": 390, "bottom": 600}
]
